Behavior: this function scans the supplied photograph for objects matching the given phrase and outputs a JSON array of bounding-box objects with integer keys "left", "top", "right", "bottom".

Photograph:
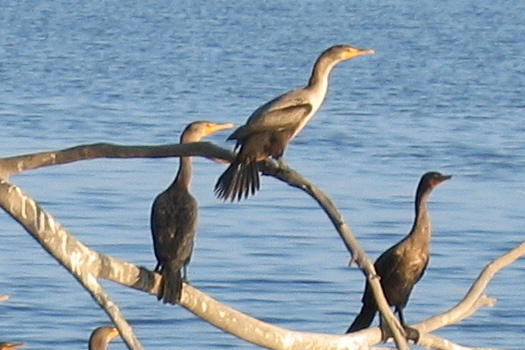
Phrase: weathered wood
[
  {"left": 1, "top": 142, "right": 522, "bottom": 350},
  {"left": 0, "top": 141, "right": 233, "bottom": 179},
  {"left": 0, "top": 179, "right": 144, "bottom": 350}
]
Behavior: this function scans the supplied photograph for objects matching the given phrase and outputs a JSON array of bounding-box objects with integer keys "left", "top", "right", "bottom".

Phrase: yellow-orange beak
[
  {"left": 345, "top": 47, "right": 375, "bottom": 59},
  {"left": 205, "top": 122, "right": 234, "bottom": 136},
  {"left": 107, "top": 327, "right": 120, "bottom": 341}
]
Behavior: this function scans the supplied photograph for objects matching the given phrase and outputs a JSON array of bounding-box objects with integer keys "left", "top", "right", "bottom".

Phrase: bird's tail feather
[
  {"left": 346, "top": 303, "right": 377, "bottom": 333},
  {"left": 215, "top": 159, "right": 260, "bottom": 201},
  {"left": 159, "top": 261, "right": 183, "bottom": 304}
]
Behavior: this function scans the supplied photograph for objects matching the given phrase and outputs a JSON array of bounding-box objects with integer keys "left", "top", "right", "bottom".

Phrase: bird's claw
[
  {"left": 380, "top": 323, "right": 420, "bottom": 344},
  {"left": 379, "top": 318, "right": 407, "bottom": 342},
  {"left": 404, "top": 326, "right": 421, "bottom": 343}
]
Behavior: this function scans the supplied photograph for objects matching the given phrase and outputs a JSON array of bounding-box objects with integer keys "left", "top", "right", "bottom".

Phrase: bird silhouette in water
[
  {"left": 214, "top": 44, "right": 374, "bottom": 201},
  {"left": 151, "top": 121, "right": 233, "bottom": 304},
  {"left": 346, "top": 171, "right": 452, "bottom": 334}
]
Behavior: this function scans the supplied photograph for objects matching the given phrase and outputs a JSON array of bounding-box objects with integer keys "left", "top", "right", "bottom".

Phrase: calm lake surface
[{"left": 1, "top": 0, "right": 524, "bottom": 349}]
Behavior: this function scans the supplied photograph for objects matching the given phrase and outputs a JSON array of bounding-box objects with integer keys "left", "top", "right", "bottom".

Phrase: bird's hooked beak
[
  {"left": 205, "top": 122, "right": 234, "bottom": 136},
  {"left": 204, "top": 122, "right": 235, "bottom": 164},
  {"left": 344, "top": 47, "right": 375, "bottom": 59}
]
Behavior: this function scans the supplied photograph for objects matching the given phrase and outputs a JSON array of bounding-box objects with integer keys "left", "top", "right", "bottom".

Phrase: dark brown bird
[
  {"left": 346, "top": 171, "right": 452, "bottom": 333},
  {"left": 151, "top": 121, "right": 233, "bottom": 304},
  {"left": 89, "top": 326, "right": 119, "bottom": 350},
  {"left": 0, "top": 342, "right": 25, "bottom": 350},
  {"left": 214, "top": 44, "right": 374, "bottom": 201}
]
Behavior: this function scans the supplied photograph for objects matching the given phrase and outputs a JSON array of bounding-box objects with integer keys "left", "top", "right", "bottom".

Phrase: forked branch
[
  {"left": 1, "top": 142, "right": 522, "bottom": 350},
  {"left": 0, "top": 142, "right": 408, "bottom": 349}
]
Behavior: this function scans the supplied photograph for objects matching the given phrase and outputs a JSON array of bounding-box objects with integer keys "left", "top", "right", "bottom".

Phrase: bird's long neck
[
  {"left": 172, "top": 156, "right": 192, "bottom": 191},
  {"left": 306, "top": 56, "right": 339, "bottom": 97},
  {"left": 408, "top": 189, "right": 432, "bottom": 248}
]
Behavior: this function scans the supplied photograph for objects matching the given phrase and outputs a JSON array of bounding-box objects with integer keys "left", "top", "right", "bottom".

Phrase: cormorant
[
  {"left": 151, "top": 121, "right": 233, "bottom": 304},
  {"left": 346, "top": 171, "right": 452, "bottom": 333},
  {"left": 214, "top": 44, "right": 374, "bottom": 201}
]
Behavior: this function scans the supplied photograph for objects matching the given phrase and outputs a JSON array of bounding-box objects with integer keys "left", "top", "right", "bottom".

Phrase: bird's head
[
  {"left": 424, "top": 171, "right": 453, "bottom": 188},
  {"left": 181, "top": 121, "right": 234, "bottom": 143},
  {"left": 417, "top": 171, "right": 453, "bottom": 198},
  {"left": 324, "top": 44, "right": 375, "bottom": 61},
  {"left": 89, "top": 326, "right": 119, "bottom": 350}
]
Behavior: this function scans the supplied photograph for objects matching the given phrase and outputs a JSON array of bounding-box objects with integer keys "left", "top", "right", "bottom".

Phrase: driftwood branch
[
  {"left": 417, "top": 333, "right": 503, "bottom": 350},
  {"left": 415, "top": 242, "right": 525, "bottom": 334},
  {"left": 0, "top": 141, "right": 408, "bottom": 349},
  {"left": 261, "top": 163, "right": 409, "bottom": 349},
  {"left": 0, "top": 179, "right": 144, "bottom": 350},
  {"left": 1, "top": 142, "right": 522, "bottom": 350},
  {"left": 352, "top": 243, "right": 525, "bottom": 350},
  {"left": 0, "top": 177, "right": 377, "bottom": 350},
  {"left": 0, "top": 141, "right": 233, "bottom": 179}
]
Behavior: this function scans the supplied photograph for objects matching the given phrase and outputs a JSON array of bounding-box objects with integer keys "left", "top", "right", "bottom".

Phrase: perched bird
[
  {"left": 89, "top": 326, "right": 119, "bottom": 350},
  {"left": 0, "top": 342, "right": 25, "bottom": 350},
  {"left": 346, "top": 171, "right": 452, "bottom": 333},
  {"left": 215, "top": 44, "right": 374, "bottom": 201},
  {"left": 151, "top": 121, "right": 233, "bottom": 304}
]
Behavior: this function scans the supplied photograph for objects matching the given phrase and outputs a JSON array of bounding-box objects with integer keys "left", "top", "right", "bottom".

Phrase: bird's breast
[{"left": 290, "top": 88, "right": 327, "bottom": 139}]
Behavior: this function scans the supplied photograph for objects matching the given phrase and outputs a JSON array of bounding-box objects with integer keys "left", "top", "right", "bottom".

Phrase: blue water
[{"left": 1, "top": 0, "right": 524, "bottom": 349}]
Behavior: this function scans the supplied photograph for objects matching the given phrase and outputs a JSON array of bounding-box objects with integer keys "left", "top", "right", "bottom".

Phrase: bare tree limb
[
  {"left": 417, "top": 333, "right": 503, "bottom": 350},
  {"left": 0, "top": 141, "right": 233, "bottom": 179},
  {"left": 2, "top": 173, "right": 522, "bottom": 349},
  {"left": 351, "top": 244, "right": 522, "bottom": 350},
  {"left": 0, "top": 176, "right": 383, "bottom": 350},
  {"left": 2, "top": 143, "right": 523, "bottom": 350},
  {"left": 260, "top": 163, "right": 409, "bottom": 349},
  {"left": 415, "top": 242, "right": 525, "bottom": 334},
  {"left": 0, "top": 179, "right": 143, "bottom": 350},
  {"left": 0, "top": 141, "right": 408, "bottom": 347}
]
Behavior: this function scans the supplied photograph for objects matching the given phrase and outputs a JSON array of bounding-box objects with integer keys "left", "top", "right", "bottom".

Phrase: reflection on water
[{"left": 1, "top": 0, "right": 524, "bottom": 349}]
